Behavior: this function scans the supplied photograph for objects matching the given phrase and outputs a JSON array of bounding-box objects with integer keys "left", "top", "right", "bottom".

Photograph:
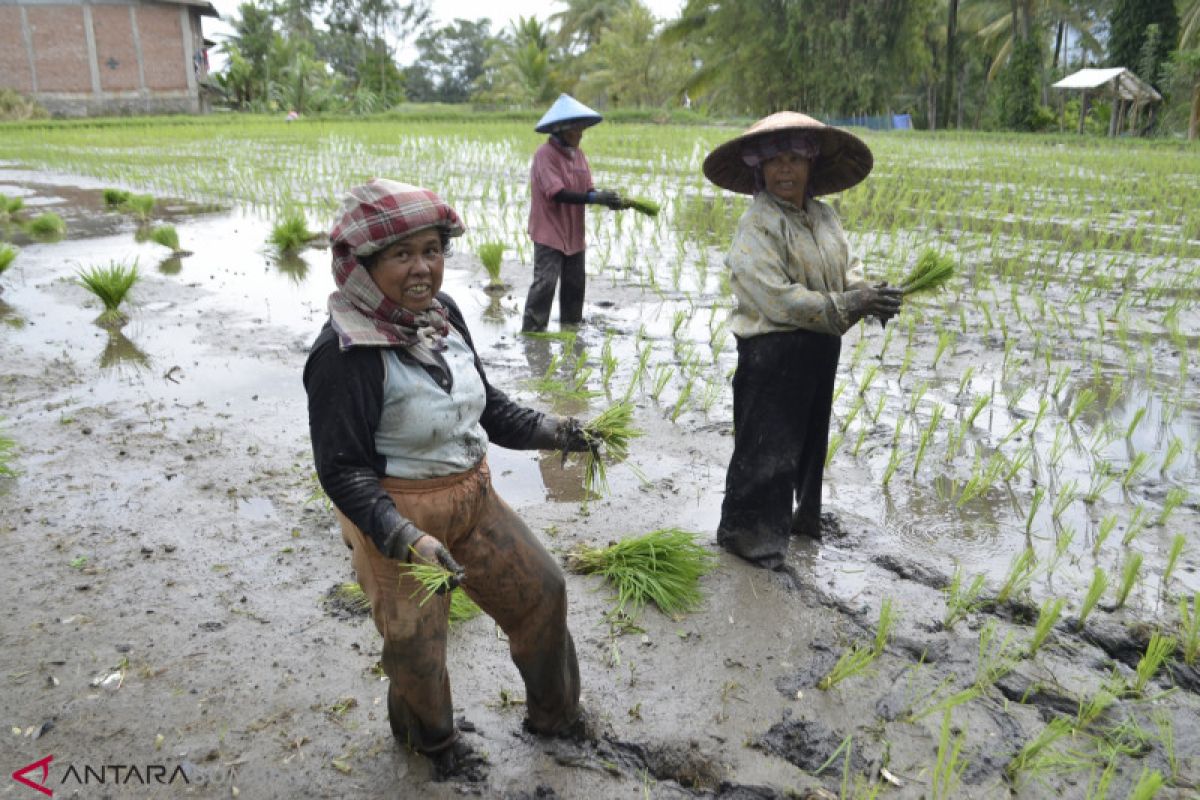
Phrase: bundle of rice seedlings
[
  {"left": 449, "top": 588, "right": 483, "bottom": 624},
  {"left": 478, "top": 242, "right": 504, "bottom": 287},
  {"left": 1, "top": 194, "right": 23, "bottom": 217},
  {"left": 567, "top": 528, "right": 717, "bottom": 616},
  {"left": 332, "top": 581, "right": 371, "bottom": 613},
  {"left": 103, "top": 188, "right": 132, "bottom": 208},
  {"left": 270, "top": 210, "right": 312, "bottom": 252},
  {"left": 148, "top": 224, "right": 181, "bottom": 252},
  {"left": 624, "top": 197, "right": 660, "bottom": 217},
  {"left": 76, "top": 261, "right": 139, "bottom": 327},
  {"left": 399, "top": 559, "right": 458, "bottom": 607},
  {"left": 26, "top": 212, "right": 66, "bottom": 238},
  {"left": 0, "top": 419, "right": 16, "bottom": 477},
  {"left": 0, "top": 243, "right": 17, "bottom": 276},
  {"left": 122, "top": 193, "right": 155, "bottom": 220},
  {"left": 900, "top": 249, "right": 955, "bottom": 296},
  {"left": 578, "top": 401, "right": 643, "bottom": 497}
]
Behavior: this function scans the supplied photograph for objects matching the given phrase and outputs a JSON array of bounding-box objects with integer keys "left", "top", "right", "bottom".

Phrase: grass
[
  {"left": 270, "top": 210, "right": 313, "bottom": 252},
  {"left": 148, "top": 225, "right": 180, "bottom": 252},
  {"left": 579, "top": 401, "right": 642, "bottom": 497},
  {"left": 76, "top": 261, "right": 139, "bottom": 326},
  {"left": 0, "top": 243, "right": 17, "bottom": 275},
  {"left": 478, "top": 242, "right": 504, "bottom": 286},
  {"left": 900, "top": 249, "right": 955, "bottom": 295},
  {"left": 26, "top": 212, "right": 66, "bottom": 237},
  {"left": 567, "top": 528, "right": 717, "bottom": 617}
]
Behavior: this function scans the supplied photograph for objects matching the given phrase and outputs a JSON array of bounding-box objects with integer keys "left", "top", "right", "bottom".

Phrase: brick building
[{"left": 0, "top": 0, "right": 217, "bottom": 116}]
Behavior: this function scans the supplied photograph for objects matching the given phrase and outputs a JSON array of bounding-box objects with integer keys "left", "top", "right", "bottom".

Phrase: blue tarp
[{"left": 825, "top": 114, "right": 914, "bottom": 130}]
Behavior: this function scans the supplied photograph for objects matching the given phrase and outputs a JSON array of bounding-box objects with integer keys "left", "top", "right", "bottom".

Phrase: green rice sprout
[
  {"left": 623, "top": 197, "right": 660, "bottom": 217},
  {"left": 1093, "top": 514, "right": 1117, "bottom": 555},
  {"left": 76, "top": 261, "right": 139, "bottom": 326},
  {"left": 873, "top": 597, "right": 895, "bottom": 655},
  {"left": 1, "top": 194, "right": 24, "bottom": 215},
  {"left": 1026, "top": 597, "right": 1065, "bottom": 657},
  {"left": 333, "top": 581, "right": 371, "bottom": 613},
  {"left": 1162, "top": 534, "right": 1185, "bottom": 588},
  {"left": 148, "top": 225, "right": 180, "bottom": 252},
  {"left": 103, "top": 188, "right": 132, "bottom": 207},
  {"left": 995, "top": 548, "right": 1037, "bottom": 606},
  {"left": 944, "top": 567, "right": 986, "bottom": 629},
  {"left": 26, "top": 212, "right": 66, "bottom": 238},
  {"left": 122, "top": 193, "right": 155, "bottom": 220},
  {"left": 1129, "top": 632, "right": 1176, "bottom": 696},
  {"left": 577, "top": 401, "right": 642, "bottom": 497},
  {"left": 1006, "top": 717, "right": 1073, "bottom": 781},
  {"left": 449, "top": 588, "right": 482, "bottom": 624},
  {"left": 1179, "top": 593, "right": 1199, "bottom": 665},
  {"left": 1151, "top": 711, "right": 1177, "bottom": 784},
  {"left": 567, "top": 528, "right": 717, "bottom": 617},
  {"left": 817, "top": 642, "right": 877, "bottom": 691},
  {"left": 930, "top": 710, "right": 967, "bottom": 800},
  {"left": 1113, "top": 553, "right": 1143, "bottom": 610},
  {"left": 899, "top": 249, "right": 955, "bottom": 296},
  {"left": 1156, "top": 487, "right": 1186, "bottom": 527},
  {"left": 478, "top": 242, "right": 504, "bottom": 287},
  {"left": 398, "top": 559, "right": 457, "bottom": 607},
  {"left": 1076, "top": 568, "right": 1108, "bottom": 629},
  {"left": 975, "top": 619, "right": 1019, "bottom": 688},
  {"left": 0, "top": 243, "right": 17, "bottom": 276},
  {"left": 270, "top": 210, "right": 313, "bottom": 252},
  {"left": 1160, "top": 437, "right": 1183, "bottom": 474},
  {"left": 1127, "top": 768, "right": 1164, "bottom": 800},
  {"left": 0, "top": 419, "right": 17, "bottom": 477},
  {"left": 1076, "top": 685, "right": 1117, "bottom": 729}
]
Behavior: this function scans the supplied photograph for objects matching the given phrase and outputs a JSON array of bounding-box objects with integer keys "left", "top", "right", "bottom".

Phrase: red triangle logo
[{"left": 11, "top": 755, "right": 53, "bottom": 797}]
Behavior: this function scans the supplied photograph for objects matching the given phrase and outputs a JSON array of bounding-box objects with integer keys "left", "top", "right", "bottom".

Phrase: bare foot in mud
[{"left": 430, "top": 738, "right": 488, "bottom": 782}]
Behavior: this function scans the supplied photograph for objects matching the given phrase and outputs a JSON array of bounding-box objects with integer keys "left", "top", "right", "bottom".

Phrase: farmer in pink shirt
[{"left": 523, "top": 94, "right": 629, "bottom": 332}]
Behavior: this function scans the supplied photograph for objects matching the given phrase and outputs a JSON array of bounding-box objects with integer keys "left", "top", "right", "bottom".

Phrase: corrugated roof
[
  {"left": 156, "top": 0, "right": 220, "bottom": 18},
  {"left": 1052, "top": 68, "right": 1162, "bottom": 102}
]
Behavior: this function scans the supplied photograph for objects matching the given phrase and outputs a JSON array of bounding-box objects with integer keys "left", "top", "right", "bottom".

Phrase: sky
[{"left": 205, "top": 0, "right": 685, "bottom": 67}]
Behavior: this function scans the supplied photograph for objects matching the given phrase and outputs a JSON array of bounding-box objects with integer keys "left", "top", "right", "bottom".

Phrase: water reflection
[
  {"left": 0, "top": 298, "right": 24, "bottom": 328},
  {"left": 537, "top": 451, "right": 589, "bottom": 503},
  {"left": 99, "top": 330, "right": 150, "bottom": 371},
  {"left": 274, "top": 251, "right": 310, "bottom": 283},
  {"left": 158, "top": 256, "right": 183, "bottom": 275}
]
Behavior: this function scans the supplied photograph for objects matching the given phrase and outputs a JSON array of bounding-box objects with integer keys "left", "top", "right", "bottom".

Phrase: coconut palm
[
  {"left": 550, "top": 0, "right": 633, "bottom": 49},
  {"left": 476, "top": 17, "right": 563, "bottom": 105}
]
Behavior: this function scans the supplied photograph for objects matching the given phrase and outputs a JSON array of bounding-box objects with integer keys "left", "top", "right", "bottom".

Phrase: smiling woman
[{"left": 362, "top": 228, "right": 446, "bottom": 312}]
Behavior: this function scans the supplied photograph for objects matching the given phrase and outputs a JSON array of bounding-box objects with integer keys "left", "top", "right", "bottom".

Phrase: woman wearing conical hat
[
  {"left": 703, "top": 112, "right": 903, "bottom": 572},
  {"left": 522, "top": 94, "right": 630, "bottom": 332}
]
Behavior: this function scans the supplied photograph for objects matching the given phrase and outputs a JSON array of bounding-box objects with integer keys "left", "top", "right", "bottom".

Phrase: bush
[{"left": 0, "top": 89, "right": 49, "bottom": 121}]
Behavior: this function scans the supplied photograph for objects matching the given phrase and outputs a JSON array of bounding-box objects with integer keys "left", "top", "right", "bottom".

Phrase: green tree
[
  {"left": 550, "top": 0, "right": 633, "bottom": 49},
  {"left": 1109, "top": 0, "right": 1178, "bottom": 87},
  {"left": 405, "top": 18, "right": 494, "bottom": 103},
  {"left": 573, "top": 1, "right": 694, "bottom": 108},
  {"left": 475, "top": 17, "right": 564, "bottom": 106}
]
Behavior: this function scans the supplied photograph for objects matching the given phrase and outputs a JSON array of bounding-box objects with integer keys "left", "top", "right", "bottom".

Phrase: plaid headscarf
[{"left": 327, "top": 178, "right": 465, "bottom": 353}]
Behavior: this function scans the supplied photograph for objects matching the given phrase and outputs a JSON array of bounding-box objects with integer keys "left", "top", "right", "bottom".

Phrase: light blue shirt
[{"left": 375, "top": 331, "right": 489, "bottom": 479}]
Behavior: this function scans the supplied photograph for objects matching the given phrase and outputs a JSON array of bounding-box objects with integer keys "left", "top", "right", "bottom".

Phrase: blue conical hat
[{"left": 535, "top": 94, "right": 603, "bottom": 134}]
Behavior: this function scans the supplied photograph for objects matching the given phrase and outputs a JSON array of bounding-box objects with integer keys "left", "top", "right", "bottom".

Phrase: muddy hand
[{"left": 556, "top": 416, "right": 597, "bottom": 467}]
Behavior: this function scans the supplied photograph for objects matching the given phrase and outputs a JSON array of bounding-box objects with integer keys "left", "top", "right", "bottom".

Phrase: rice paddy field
[{"left": 1, "top": 114, "right": 1199, "bottom": 798}]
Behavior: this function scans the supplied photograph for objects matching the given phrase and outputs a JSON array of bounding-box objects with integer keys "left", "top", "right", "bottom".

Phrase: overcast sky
[{"left": 205, "top": 0, "right": 685, "bottom": 66}]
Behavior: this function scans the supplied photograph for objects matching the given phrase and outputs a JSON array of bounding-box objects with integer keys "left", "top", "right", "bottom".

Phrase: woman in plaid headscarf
[{"left": 304, "top": 179, "right": 594, "bottom": 782}]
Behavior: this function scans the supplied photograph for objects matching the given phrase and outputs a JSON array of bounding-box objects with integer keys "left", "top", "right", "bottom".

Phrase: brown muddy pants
[{"left": 337, "top": 459, "right": 580, "bottom": 754}]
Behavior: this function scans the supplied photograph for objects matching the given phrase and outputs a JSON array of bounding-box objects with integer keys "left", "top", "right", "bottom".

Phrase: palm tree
[
  {"left": 550, "top": 0, "right": 634, "bottom": 49},
  {"left": 478, "top": 17, "right": 563, "bottom": 106}
]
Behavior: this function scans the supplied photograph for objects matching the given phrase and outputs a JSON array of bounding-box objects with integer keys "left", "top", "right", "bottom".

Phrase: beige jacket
[{"left": 726, "top": 191, "right": 868, "bottom": 338}]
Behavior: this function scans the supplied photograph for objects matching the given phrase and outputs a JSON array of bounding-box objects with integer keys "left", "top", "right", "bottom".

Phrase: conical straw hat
[
  {"left": 535, "top": 94, "right": 603, "bottom": 134},
  {"left": 702, "top": 112, "right": 873, "bottom": 196}
]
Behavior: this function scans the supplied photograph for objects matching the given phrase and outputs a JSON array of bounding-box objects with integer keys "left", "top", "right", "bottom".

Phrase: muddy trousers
[
  {"left": 522, "top": 243, "right": 585, "bottom": 331},
  {"left": 717, "top": 330, "right": 841, "bottom": 569},
  {"left": 337, "top": 460, "right": 580, "bottom": 753}
]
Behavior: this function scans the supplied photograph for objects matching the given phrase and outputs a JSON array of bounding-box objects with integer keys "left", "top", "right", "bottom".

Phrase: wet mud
[{"left": 1, "top": 171, "right": 1199, "bottom": 799}]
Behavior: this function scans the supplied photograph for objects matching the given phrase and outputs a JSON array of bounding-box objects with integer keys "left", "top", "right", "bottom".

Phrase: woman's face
[
  {"left": 558, "top": 126, "right": 584, "bottom": 147},
  {"left": 368, "top": 228, "right": 444, "bottom": 313},
  {"left": 761, "top": 151, "right": 812, "bottom": 205}
]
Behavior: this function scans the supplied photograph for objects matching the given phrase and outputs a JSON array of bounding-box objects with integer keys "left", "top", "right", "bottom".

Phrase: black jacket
[{"left": 303, "top": 293, "right": 545, "bottom": 553}]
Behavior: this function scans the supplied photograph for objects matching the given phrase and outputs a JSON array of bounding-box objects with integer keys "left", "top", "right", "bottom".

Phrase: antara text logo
[{"left": 11, "top": 755, "right": 192, "bottom": 796}]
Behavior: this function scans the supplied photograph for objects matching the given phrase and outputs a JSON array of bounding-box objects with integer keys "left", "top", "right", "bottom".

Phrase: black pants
[
  {"left": 717, "top": 329, "right": 841, "bottom": 569},
  {"left": 522, "top": 243, "right": 585, "bottom": 332}
]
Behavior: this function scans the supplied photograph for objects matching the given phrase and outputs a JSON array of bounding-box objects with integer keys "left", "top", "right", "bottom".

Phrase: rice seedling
[
  {"left": 1156, "top": 487, "right": 1186, "bottom": 527},
  {"left": 0, "top": 243, "right": 17, "bottom": 276},
  {"left": 270, "top": 209, "right": 313, "bottom": 252},
  {"left": 102, "top": 188, "right": 132, "bottom": 207},
  {"left": 331, "top": 581, "right": 371, "bottom": 613},
  {"left": 1024, "top": 486, "right": 1046, "bottom": 532},
  {"left": 881, "top": 445, "right": 903, "bottom": 487},
  {"left": 1076, "top": 568, "right": 1108, "bottom": 629},
  {"left": 930, "top": 710, "right": 967, "bottom": 800},
  {"left": 449, "top": 588, "right": 482, "bottom": 624},
  {"left": 1093, "top": 514, "right": 1117, "bottom": 555},
  {"left": 399, "top": 559, "right": 458, "bottom": 607},
  {"left": 122, "top": 193, "right": 155, "bottom": 220},
  {"left": 0, "top": 420, "right": 17, "bottom": 477},
  {"left": 943, "top": 567, "right": 986, "bottom": 629},
  {"left": 1050, "top": 480, "right": 1078, "bottom": 524},
  {"left": 900, "top": 249, "right": 955, "bottom": 296},
  {"left": 1179, "top": 592, "right": 1199, "bottom": 665},
  {"left": 995, "top": 548, "right": 1037, "bottom": 606},
  {"left": 1129, "top": 632, "right": 1175, "bottom": 697},
  {"left": 1005, "top": 717, "right": 1073, "bottom": 782},
  {"left": 817, "top": 642, "right": 876, "bottom": 691},
  {"left": 975, "top": 619, "right": 1019, "bottom": 688},
  {"left": 76, "top": 261, "right": 139, "bottom": 326},
  {"left": 26, "top": 212, "right": 66, "bottom": 238},
  {"left": 1113, "top": 553, "right": 1143, "bottom": 610},
  {"left": 1124, "top": 407, "right": 1146, "bottom": 439},
  {"left": 911, "top": 404, "right": 943, "bottom": 476},
  {"left": 1, "top": 194, "right": 24, "bottom": 216},
  {"left": 1126, "top": 769, "right": 1164, "bottom": 800},
  {"left": 148, "top": 224, "right": 181, "bottom": 252},
  {"left": 1162, "top": 534, "right": 1185, "bottom": 589},
  {"left": 1121, "top": 505, "right": 1148, "bottom": 546},
  {"left": 478, "top": 242, "right": 504, "bottom": 288},
  {"left": 1121, "top": 452, "right": 1150, "bottom": 488},
  {"left": 566, "top": 528, "right": 717, "bottom": 617},
  {"left": 577, "top": 401, "right": 642, "bottom": 497},
  {"left": 670, "top": 376, "right": 694, "bottom": 422},
  {"left": 650, "top": 364, "right": 673, "bottom": 402},
  {"left": 1083, "top": 756, "right": 1117, "bottom": 799},
  {"left": 1151, "top": 711, "right": 1177, "bottom": 784},
  {"left": 623, "top": 197, "right": 660, "bottom": 217},
  {"left": 1026, "top": 597, "right": 1065, "bottom": 657}
]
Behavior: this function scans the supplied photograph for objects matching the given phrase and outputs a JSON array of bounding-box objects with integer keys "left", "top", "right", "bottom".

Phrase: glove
[
  {"left": 843, "top": 285, "right": 903, "bottom": 327},
  {"left": 872, "top": 281, "right": 901, "bottom": 328},
  {"left": 555, "top": 416, "right": 596, "bottom": 454},
  {"left": 590, "top": 190, "right": 625, "bottom": 211},
  {"left": 410, "top": 534, "right": 465, "bottom": 593}
]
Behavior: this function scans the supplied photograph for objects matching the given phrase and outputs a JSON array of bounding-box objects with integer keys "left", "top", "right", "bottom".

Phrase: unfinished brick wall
[
  {"left": 26, "top": 6, "right": 91, "bottom": 92},
  {"left": 137, "top": 4, "right": 186, "bottom": 91},
  {"left": 93, "top": 5, "right": 141, "bottom": 92},
  {"left": 0, "top": 7, "right": 33, "bottom": 93}
]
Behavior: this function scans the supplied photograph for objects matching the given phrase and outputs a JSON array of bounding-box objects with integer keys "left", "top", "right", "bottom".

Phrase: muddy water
[{"left": 2, "top": 170, "right": 1198, "bottom": 798}]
